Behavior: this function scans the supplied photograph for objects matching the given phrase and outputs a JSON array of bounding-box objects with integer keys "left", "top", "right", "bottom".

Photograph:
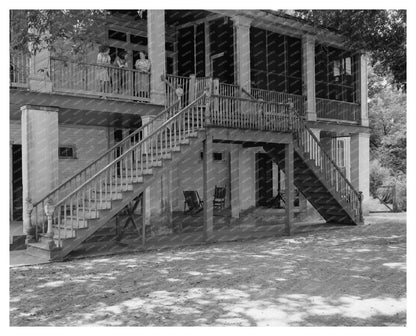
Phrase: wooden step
[
  {"left": 59, "top": 217, "right": 88, "bottom": 229},
  {"left": 91, "top": 191, "right": 123, "bottom": 200},
  {"left": 53, "top": 226, "right": 77, "bottom": 239}
]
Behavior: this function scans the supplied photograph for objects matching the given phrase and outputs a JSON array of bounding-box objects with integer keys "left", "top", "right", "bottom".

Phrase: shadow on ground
[{"left": 10, "top": 213, "right": 406, "bottom": 326}]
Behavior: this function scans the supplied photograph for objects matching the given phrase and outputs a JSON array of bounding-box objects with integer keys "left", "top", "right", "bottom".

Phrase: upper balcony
[{"left": 9, "top": 9, "right": 364, "bottom": 125}]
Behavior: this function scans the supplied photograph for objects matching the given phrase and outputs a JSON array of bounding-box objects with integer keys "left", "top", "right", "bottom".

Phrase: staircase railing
[
  {"left": 210, "top": 94, "right": 294, "bottom": 132},
  {"left": 29, "top": 99, "right": 181, "bottom": 238},
  {"left": 290, "top": 105, "right": 363, "bottom": 222},
  {"left": 35, "top": 94, "right": 207, "bottom": 247},
  {"left": 163, "top": 74, "right": 191, "bottom": 108}
]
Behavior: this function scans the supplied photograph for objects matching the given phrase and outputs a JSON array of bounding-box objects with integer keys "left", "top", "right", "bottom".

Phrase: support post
[
  {"left": 285, "top": 142, "right": 294, "bottom": 235},
  {"left": 359, "top": 54, "right": 369, "bottom": 127},
  {"left": 350, "top": 132, "right": 370, "bottom": 216},
  {"left": 203, "top": 132, "right": 214, "bottom": 241},
  {"left": 21, "top": 105, "right": 59, "bottom": 242},
  {"left": 230, "top": 144, "right": 240, "bottom": 218},
  {"left": 148, "top": 10, "right": 166, "bottom": 105},
  {"left": 232, "top": 15, "right": 252, "bottom": 91},
  {"left": 142, "top": 189, "right": 148, "bottom": 246},
  {"left": 302, "top": 35, "right": 316, "bottom": 121}
]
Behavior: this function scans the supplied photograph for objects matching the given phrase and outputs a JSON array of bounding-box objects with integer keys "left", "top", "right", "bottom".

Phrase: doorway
[
  {"left": 11, "top": 144, "right": 23, "bottom": 221},
  {"left": 255, "top": 153, "right": 274, "bottom": 206}
]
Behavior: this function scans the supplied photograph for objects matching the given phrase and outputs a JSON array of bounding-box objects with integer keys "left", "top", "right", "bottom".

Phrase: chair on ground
[
  {"left": 183, "top": 190, "right": 204, "bottom": 214},
  {"left": 213, "top": 185, "right": 226, "bottom": 209}
]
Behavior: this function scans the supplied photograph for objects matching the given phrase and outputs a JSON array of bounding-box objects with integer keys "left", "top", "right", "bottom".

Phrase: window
[
  {"left": 108, "top": 30, "right": 127, "bottom": 42},
  {"left": 213, "top": 152, "right": 224, "bottom": 161},
  {"left": 250, "top": 27, "right": 302, "bottom": 95},
  {"left": 315, "top": 44, "right": 357, "bottom": 102},
  {"left": 130, "top": 34, "right": 148, "bottom": 46},
  {"left": 199, "top": 152, "right": 226, "bottom": 161},
  {"left": 337, "top": 140, "right": 345, "bottom": 167},
  {"left": 59, "top": 146, "right": 76, "bottom": 159}
]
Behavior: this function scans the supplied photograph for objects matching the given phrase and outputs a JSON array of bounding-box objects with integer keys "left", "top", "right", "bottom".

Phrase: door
[
  {"left": 12, "top": 144, "right": 23, "bottom": 221},
  {"left": 256, "top": 153, "right": 273, "bottom": 206},
  {"left": 209, "top": 18, "right": 234, "bottom": 84}
]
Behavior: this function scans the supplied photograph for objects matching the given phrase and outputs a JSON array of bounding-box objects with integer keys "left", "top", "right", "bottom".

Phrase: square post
[
  {"left": 21, "top": 105, "right": 59, "bottom": 242},
  {"left": 232, "top": 15, "right": 252, "bottom": 91},
  {"left": 148, "top": 10, "right": 166, "bottom": 105},
  {"left": 350, "top": 132, "right": 370, "bottom": 216},
  {"left": 359, "top": 54, "right": 369, "bottom": 127},
  {"left": 203, "top": 132, "right": 214, "bottom": 241},
  {"left": 302, "top": 35, "right": 316, "bottom": 121},
  {"left": 230, "top": 144, "right": 240, "bottom": 218},
  {"left": 285, "top": 142, "right": 294, "bottom": 235}
]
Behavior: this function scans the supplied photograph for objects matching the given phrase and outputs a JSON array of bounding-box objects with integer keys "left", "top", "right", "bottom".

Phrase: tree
[
  {"left": 292, "top": 10, "right": 406, "bottom": 91},
  {"left": 10, "top": 10, "right": 145, "bottom": 57}
]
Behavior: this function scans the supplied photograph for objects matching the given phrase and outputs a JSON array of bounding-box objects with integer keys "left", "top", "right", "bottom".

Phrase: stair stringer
[
  {"left": 263, "top": 143, "right": 360, "bottom": 225},
  {"left": 47, "top": 131, "right": 206, "bottom": 261}
]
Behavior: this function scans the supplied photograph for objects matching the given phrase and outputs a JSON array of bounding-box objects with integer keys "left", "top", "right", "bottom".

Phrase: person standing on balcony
[
  {"left": 114, "top": 50, "right": 128, "bottom": 95},
  {"left": 135, "top": 51, "right": 151, "bottom": 98},
  {"left": 97, "top": 45, "right": 111, "bottom": 96}
]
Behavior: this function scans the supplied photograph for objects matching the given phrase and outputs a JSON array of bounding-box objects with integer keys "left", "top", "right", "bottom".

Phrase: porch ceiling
[
  {"left": 165, "top": 10, "right": 213, "bottom": 26},
  {"left": 10, "top": 89, "right": 164, "bottom": 128}
]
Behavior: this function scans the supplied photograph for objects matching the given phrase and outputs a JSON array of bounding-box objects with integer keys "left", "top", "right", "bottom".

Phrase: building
[{"left": 9, "top": 10, "right": 370, "bottom": 260}]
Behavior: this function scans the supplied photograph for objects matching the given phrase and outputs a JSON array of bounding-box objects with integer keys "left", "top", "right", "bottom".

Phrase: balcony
[
  {"left": 50, "top": 57, "right": 150, "bottom": 102},
  {"left": 10, "top": 53, "right": 29, "bottom": 88},
  {"left": 316, "top": 97, "right": 360, "bottom": 123}
]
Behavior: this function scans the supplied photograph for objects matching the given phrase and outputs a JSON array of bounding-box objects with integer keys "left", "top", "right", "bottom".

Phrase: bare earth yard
[{"left": 10, "top": 213, "right": 406, "bottom": 326}]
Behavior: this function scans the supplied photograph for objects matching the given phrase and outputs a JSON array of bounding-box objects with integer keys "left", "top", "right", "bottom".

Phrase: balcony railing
[
  {"left": 50, "top": 57, "right": 150, "bottom": 101},
  {"left": 250, "top": 88, "right": 305, "bottom": 115},
  {"left": 316, "top": 98, "right": 360, "bottom": 122},
  {"left": 10, "top": 53, "right": 30, "bottom": 88}
]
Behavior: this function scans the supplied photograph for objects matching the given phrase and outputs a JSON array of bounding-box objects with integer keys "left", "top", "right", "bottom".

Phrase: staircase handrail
[
  {"left": 53, "top": 93, "right": 207, "bottom": 209},
  {"left": 31, "top": 99, "right": 181, "bottom": 210},
  {"left": 291, "top": 107, "right": 361, "bottom": 200},
  {"left": 241, "top": 87, "right": 257, "bottom": 100}
]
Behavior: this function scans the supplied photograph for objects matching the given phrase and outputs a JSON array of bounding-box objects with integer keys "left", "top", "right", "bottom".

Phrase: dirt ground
[{"left": 9, "top": 213, "right": 406, "bottom": 326}]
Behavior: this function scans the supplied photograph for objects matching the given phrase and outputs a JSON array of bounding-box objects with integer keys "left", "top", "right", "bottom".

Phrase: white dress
[
  {"left": 97, "top": 52, "right": 111, "bottom": 81},
  {"left": 135, "top": 58, "right": 151, "bottom": 96}
]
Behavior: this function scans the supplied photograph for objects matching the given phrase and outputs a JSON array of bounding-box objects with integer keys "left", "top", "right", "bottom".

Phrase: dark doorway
[
  {"left": 256, "top": 153, "right": 274, "bottom": 206},
  {"left": 12, "top": 144, "right": 23, "bottom": 221},
  {"left": 209, "top": 18, "right": 234, "bottom": 84}
]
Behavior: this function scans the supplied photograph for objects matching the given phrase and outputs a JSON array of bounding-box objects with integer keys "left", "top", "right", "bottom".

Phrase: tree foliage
[
  {"left": 11, "top": 10, "right": 111, "bottom": 57},
  {"left": 293, "top": 10, "right": 406, "bottom": 91}
]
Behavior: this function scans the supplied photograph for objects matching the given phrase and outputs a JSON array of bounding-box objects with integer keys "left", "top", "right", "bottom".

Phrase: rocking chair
[
  {"left": 183, "top": 190, "right": 204, "bottom": 214},
  {"left": 213, "top": 185, "right": 226, "bottom": 209}
]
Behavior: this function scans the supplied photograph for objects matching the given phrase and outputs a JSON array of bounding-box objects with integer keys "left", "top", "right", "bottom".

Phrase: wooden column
[
  {"left": 302, "top": 35, "right": 316, "bottom": 121},
  {"left": 21, "top": 105, "right": 59, "bottom": 241},
  {"left": 285, "top": 142, "right": 294, "bottom": 235},
  {"left": 359, "top": 54, "right": 369, "bottom": 127},
  {"left": 232, "top": 15, "right": 252, "bottom": 90},
  {"left": 148, "top": 10, "right": 166, "bottom": 105},
  {"left": 230, "top": 144, "right": 240, "bottom": 218},
  {"left": 203, "top": 132, "right": 214, "bottom": 241},
  {"left": 142, "top": 188, "right": 147, "bottom": 246}
]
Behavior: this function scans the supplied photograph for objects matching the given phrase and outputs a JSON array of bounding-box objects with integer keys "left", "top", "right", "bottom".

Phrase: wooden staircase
[
  {"left": 263, "top": 108, "right": 363, "bottom": 225},
  {"left": 27, "top": 95, "right": 207, "bottom": 260},
  {"left": 25, "top": 84, "right": 363, "bottom": 261}
]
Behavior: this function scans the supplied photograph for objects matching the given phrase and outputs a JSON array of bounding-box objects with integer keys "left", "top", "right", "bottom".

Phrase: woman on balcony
[
  {"left": 113, "top": 50, "right": 128, "bottom": 95},
  {"left": 96, "top": 45, "right": 111, "bottom": 95},
  {"left": 134, "top": 51, "right": 151, "bottom": 99}
]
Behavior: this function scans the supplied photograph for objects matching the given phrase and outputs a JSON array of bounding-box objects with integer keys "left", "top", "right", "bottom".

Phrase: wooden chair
[
  {"left": 213, "top": 185, "right": 226, "bottom": 209},
  {"left": 183, "top": 190, "right": 204, "bottom": 214}
]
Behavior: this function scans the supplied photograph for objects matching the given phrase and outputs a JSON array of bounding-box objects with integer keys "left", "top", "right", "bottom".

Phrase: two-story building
[{"left": 10, "top": 10, "right": 370, "bottom": 260}]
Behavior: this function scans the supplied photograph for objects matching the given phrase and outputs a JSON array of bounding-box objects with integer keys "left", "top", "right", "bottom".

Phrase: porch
[{"left": 10, "top": 9, "right": 365, "bottom": 125}]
